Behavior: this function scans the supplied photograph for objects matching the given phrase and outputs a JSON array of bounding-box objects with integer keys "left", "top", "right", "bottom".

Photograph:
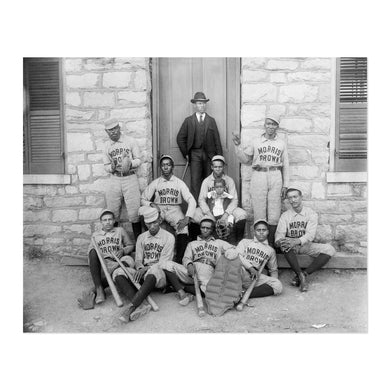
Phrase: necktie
[{"left": 199, "top": 114, "right": 203, "bottom": 123}]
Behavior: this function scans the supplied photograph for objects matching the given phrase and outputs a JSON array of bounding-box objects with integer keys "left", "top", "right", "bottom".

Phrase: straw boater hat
[{"left": 191, "top": 92, "right": 209, "bottom": 103}]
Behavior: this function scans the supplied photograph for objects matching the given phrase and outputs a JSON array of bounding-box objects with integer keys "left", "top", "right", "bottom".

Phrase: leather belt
[
  {"left": 252, "top": 166, "right": 282, "bottom": 172},
  {"left": 193, "top": 258, "right": 215, "bottom": 268},
  {"left": 112, "top": 171, "right": 135, "bottom": 177}
]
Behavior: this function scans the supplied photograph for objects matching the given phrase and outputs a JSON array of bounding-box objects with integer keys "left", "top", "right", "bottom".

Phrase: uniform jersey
[
  {"left": 141, "top": 175, "right": 196, "bottom": 218},
  {"left": 236, "top": 237, "right": 278, "bottom": 277},
  {"left": 135, "top": 228, "right": 175, "bottom": 270},
  {"left": 235, "top": 133, "right": 290, "bottom": 187},
  {"left": 182, "top": 236, "right": 233, "bottom": 268},
  {"left": 275, "top": 206, "right": 318, "bottom": 245},
  {"left": 103, "top": 135, "right": 141, "bottom": 174},
  {"left": 198, "top": 173, "right": 239, "bottom": 215},
  {"left": 88, "top": 227, "right": 133, "bottom": 259}
]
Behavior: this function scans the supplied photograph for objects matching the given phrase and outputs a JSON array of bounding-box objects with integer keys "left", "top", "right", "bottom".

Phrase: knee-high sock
[
  {"left": 267, "top": 225, "right": 277, "bottom": 248},
  {"left": 283, "top": 250, "right": 302, "bottom": 275},
  {"left": 188, "top": 223, "right": 200, "bottom": 241},
  {"left": 131, "top": 274, "right": 156, "bottom": 308},
  {"left": 175, "top": 234, "right": 189, "bottom": 264},
  {"left": 115, "top": 275, "right": 138, "bottom": 300},
  {"left": 250, "top": 284, "right": 274, "bottom": 298},
  {"left": 183, "top": 285, "right": 205, "bottom": 297},
  {"left": 305, "top": 254, "right": 331, "bottom": 274},
  {"left": 235, "top": 219, "right": 246, "bottom": 243},
  {"left": 132, "top": 222, "right": 142, "bottom": 241},
  {"left": 89, "top": 249, "right": 104, "bottom": 288},
  {"left": 164, "top": 270, "right": 184, "bottom": 292}
]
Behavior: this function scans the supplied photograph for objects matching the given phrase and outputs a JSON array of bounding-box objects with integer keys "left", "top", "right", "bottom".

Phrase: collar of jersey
[
  {"left": 260, "top": 133, "right": 278, "bottom": 142},
  {"left": 253, "top": 236, "right": 269, "bottom": 245},
  {"left": 197, "top": 235, "right": 215, "bottom": 242}
]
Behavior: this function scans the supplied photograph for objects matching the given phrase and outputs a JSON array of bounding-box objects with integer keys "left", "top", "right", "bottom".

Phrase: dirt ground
[{"left": 23, "top": 257, "right": 367, "bottom": 333}]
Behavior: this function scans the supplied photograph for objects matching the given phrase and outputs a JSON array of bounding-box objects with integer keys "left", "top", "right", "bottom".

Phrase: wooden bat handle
[
  {"left": 110, "top": 252, "right": 159, "bottom": 312},
  {"left": 181, "top": 161, "right": 189, "bottom": 180},
  {"left": 193, "top": 273, "right": 206, "bottom": 317},
  {"left": 91, "top": 237, "right": 123, "bottom": 307}
]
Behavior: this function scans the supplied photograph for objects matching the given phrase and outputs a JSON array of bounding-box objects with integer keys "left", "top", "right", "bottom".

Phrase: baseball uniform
[
  {"left": 236, "top": 237, "right": 283, "bottom": 295},
  {"left": 235, "top": 133, "right": 289, "bottom": 225},
  {"left": 161, "top": 236, "right": 233, "bottom": 292},
  {"left": 88, "top": 227, "right": 135, "bottom": 275},
  {"left": 103, "top": 135, "right": 142, "bottom": 223},
  {"left": 141, "top": 175, "right": 196, "bottom": 235},
  {"left": 275, "top": 206, "right": 336, "bottom": 257}
]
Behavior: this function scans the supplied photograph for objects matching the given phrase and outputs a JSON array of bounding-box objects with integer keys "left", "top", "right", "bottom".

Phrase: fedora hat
[{"left": 191, "top": 92, "right": 209, "bottom": 103}]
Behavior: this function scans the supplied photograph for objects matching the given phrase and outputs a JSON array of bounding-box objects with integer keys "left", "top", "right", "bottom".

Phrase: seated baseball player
[
  {"left": 236, "top": 219, "right": 283, "bottom": 299},
  {"left": 78, "top": 209, "right": 135, "bottom": 308},
  {"left": 117, "top": 206, "right": 175, "bottom": 323},
  {"left": 193, "top": 155, "right": 247, "bottom": 244},
  {"left": 161, "top": 216, "right": 233, "bottom": 305},
  {"left": 275, "top": 187, "right": 336, "bottom": 292},
  {"left": 140, "top": 154, "right": 196, "bottom": 264}
]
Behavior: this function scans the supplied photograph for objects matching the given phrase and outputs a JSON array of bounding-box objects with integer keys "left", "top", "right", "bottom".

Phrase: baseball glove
[
  {"left": 215, "top": 219, "right": 231, "bottom": 240},
  {"left": 121, "top": 155, "right": 132, "bottom": 174}
]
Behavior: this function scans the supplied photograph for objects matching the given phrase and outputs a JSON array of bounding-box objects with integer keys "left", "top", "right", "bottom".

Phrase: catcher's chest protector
[{"left": 205, "top": 254, "right": 242, "bottom": 316}]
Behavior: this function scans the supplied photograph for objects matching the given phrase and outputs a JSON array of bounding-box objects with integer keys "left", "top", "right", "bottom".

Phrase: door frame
[{"left": 151, "top": 57, "right": 242, "bottom": 199}]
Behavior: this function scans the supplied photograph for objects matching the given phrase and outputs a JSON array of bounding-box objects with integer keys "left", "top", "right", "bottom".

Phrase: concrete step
[{"left": 277, "top": 253, "right": 366, "bottom": 269}]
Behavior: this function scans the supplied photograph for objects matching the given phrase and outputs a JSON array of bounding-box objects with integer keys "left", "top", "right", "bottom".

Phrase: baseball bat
[
  {"left": 110, "top": 251, "right": 159, "bottom": 312},
  {"left": 91, "top": 237, "right": 124, "bottom": 307},
  {"left": 181, "top": 160, "right": 189, "bottom": 180},
  {"left": 193, "top": 272, "right": 206, "bottom": 317},
  {"left": 236, "top": 258, "right": 268, "bottom": 311}
]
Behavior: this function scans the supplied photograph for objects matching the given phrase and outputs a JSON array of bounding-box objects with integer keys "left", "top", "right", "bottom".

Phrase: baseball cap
[
  {"left": 265, "top": 114, "right": 280, "bottom": 125},
  {"left": 253, "top": 218, "right": 269, "bottom": 228},
  {"left": 200, "top": 215, "right": 216, "bottom": 224},
  {"left": 159, "top": 154, "right": 175, "bottom": 165},
  {"left": 100, "top": 209, "right": 115, "bottom": 220},
  {"left": 139, "top": 206, "right": 160, "bottom": 224},
  {"left": 104, "top": 118, "right": 120, "bottom": 130},
  {"left": 211, "top": 155, "right": 226, "bottom": 164}
]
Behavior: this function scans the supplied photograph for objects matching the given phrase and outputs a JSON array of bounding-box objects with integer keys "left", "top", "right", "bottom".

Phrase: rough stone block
[
  {"left": 44, "top": 237, "right": 66, "bottom": 245},
  {"left": 241, "top": 128, "right": 263, "bottom": 147},
  {"left": 87, "top": 153, "right": 103, "bottom": 162},
  {"left": 67, "top": 153, "right": 86, "bottom": 164},
  {"left": 77, "top": 165, "right": 91, "bottom": 181},
  {"left": 304, "top": 200, "right": 337, "bottom": 213},
  {"left": 133, "top": 71, "right": 148, "bottom": 90},
  {"left": 288, "top": 149, "right": 309, "bottom": 164},
  {"left": 279, "top": 84, "right": 318, "bottom": 103},
  {"left": 66, "top": 92, "right": 81, "bottom": 106},
  {"left": 313, "top": 117, "right": 331, "bottom": 133},
  {"left": 66, "top": 109, "right": 95, "bottom": 121},
  {"left": 86, "top": 195, "right": 106, "bottom": 207},
  {"left": 311, "top": 181, "right": 326, "bottom": 199},
  {"left": 79, "top": 178, "right": 109, "bottom": 194},
  {"left": 118, "top": 91, "right": 148, "bottom": 105},
  {"left": 44, "top": 196, "right": 85, "bottom": 208},
  {"left": 91, "top": 163, "right": 108, "bottom": 177},
  {"left": 68, "top": 164, "right": 76, "bottom": 174},
  {"left": 327, "top": 184, "right": 354, "bottom": 197},
  {"left": 290, "top": 103, "right": 331, "bottom": 117},
  {"left": 288, "top": 134, "right": 328, "bottom": 149},
  {"left": 315, "top": 224, "right": 333, "bottom": 242},
  {"left": 23, "top": 186, "right": 47, "bottom": 196},
  {"left": 24, "top": 210, "right": 51, "bottom": 222},
  {"left": 301, "top": 58, "right": 331, "bottom": 70},
  {"left": 109, "top": 107, "right": 148, "bottom": 120},
  {"left": 319, "top": 214, "right": 353, "bottom": 224},
  {"left": 24, "top": 196, "right": 43, "bottom": 209},
  {"left": 65, "top": 186, "right": 79, "bottom": 194},
  {"left": 84, "top": 58, "right": 114, "bottom": 71},
  {"left": 67, "top": 122, "right": 106, "bottom": 133},
  {"left": 84, "top": 92, "right": 115, "bottom": 107},
  {"left": 52, "top": 209, "right": 79, "bottom": 223},
  {"left": 65, "top": 58, "right": 83, "bottom": 72},
  {"left": 242, "top": 69, "right": 269, "bottom": 82},
  {"left": 94, "top": 139, "right": 106, "bottom": 152},
  {"left": 266, "top": 60, "right": 299, "bottom": 70},
  {"left": 270, "top": 73, "right": 287, "bottom": 83},
  {"left": 287, "top": 72, "right": 330, "bottom": 82},
  {"left": 66, "top": 74, "right": 99, "bottom": 89},
  {"left": 102, "top": 72, "right": 131, "bottom": 88},
  {"left": 242, "top": 83, "right": 277, "bottom": 103},
  {"left": 310, "top": 150, "right": 329, "bottom": 165},
  {"left": 241, "top": 104, "right": 266, "bottom": 127},
  {"left": 73, "top": 238, "right": 91, "bottom": 246},
  {"left": 353, "top": 213, "right": 367, "bottom": 223},
  {"left": 279, "top": 118, "right": 312, "bottom": 133},
  {"left": 79, "top": 208, "right": 103, "bottom": 221},
  {"left": 242, "top": 58, "right": 267, "bottom": 69},
  {"left": 336, "top": 225, "right": 367, "bottom": 242},
  {"left": 290, "top": 165, "right": 319, "bottom": 180},
  {"left": 338, "top": 200, "right": 367, "bottom": 214},
  {"left": 125, "top": 120, "right": 150, "bottom": 137},
  {"left": 63, "top": 224, "right": 92, "bottom": 235},
  {"left": 241, "top": 164, "right": 253, "bottom": 182},
  {"left": 288, "top": 181, "right": 311, "bottom": 198},
  {"left": 67, "top": 133, "right": 93, "bottom": 152},
  {"left": 319, "top": 84, "right": 331, "bottom": 102},
  {"left": 114, "top": 57, "right": 148, "bottom": 70},
  {"left": 24, "top": 224, "right": 62, "bottom": 237}
]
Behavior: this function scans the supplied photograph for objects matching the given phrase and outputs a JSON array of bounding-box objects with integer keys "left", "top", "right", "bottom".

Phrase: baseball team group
[{"left": 78, "top": 91, "right": 336, "bottom": 323}]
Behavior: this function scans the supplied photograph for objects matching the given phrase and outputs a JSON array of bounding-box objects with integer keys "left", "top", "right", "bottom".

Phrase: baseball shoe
[
  {"left": 298, "top": 272, "right": 308, "bottom": 292},
  {"left": 119, "top": 303, "right": 151, "bottom": 323},
  {"left": 95, "top": 287, "right": 106, "bottom": 304},
  {"left": 179, "top": 293, "right": 194, "bottom": 306},
  {"left": 290, "top": 275, "right": 300, "bottom": 287}
]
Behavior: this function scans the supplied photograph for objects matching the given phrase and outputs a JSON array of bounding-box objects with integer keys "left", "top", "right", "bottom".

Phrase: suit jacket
[{"left": 176, "top": 113, "right": 223, "bottom": 160}]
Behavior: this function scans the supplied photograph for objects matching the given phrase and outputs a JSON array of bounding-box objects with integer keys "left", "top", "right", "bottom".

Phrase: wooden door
[{"left": 152, "top": 58, "right": 241, "bottom": 196}]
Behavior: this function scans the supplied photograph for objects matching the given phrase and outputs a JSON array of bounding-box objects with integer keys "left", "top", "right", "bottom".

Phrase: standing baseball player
[
  {"left": 103, "top": 118, "right": 142, "bottom": 240},
  {"left": 117, "top": 206, "right": 176, "bottom": 322},
  {"left": 176, "top": 92, "right": 223, "bottom": 200},
  {"left": 161, "top": 216, "right": 234, "bottom": 304},
  {"left": 233, "top": 113, "right": 289, "bottom": 246},
  {"left": 236, "top": 219, "right": 283, "bottom": 299},
  {"left": 83, "top": 209, "right": 135, "bottom": 305},
  {"left": 275, "top": 188, "right": 336, "bottom": 292},
  {"left": 141, "top": 155, "right": 196, "bottom": 263},
  {"left": 193, "top": 155, "right": 247, "bottom": 244}
]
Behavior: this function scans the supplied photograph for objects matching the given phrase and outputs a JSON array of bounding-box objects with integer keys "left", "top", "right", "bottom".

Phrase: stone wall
[
  {"left": 241, "top": 58, "right": 367, "bottom": 255},
  {"left": 24, "top": 58, "right": 152, "bottom": 257}
]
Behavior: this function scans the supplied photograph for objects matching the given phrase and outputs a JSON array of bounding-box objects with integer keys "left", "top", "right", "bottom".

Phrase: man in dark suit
[{"left": 177, "top": 92, "right": 223, "bottom": 200}]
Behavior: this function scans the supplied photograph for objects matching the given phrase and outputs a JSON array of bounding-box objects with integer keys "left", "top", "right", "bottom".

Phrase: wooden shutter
[
  {"left": 335, "top": 57, "right": 367, "bottom": 171},
  {"left": 23, "top": 58, "right": 64, "bottom": 174}
]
